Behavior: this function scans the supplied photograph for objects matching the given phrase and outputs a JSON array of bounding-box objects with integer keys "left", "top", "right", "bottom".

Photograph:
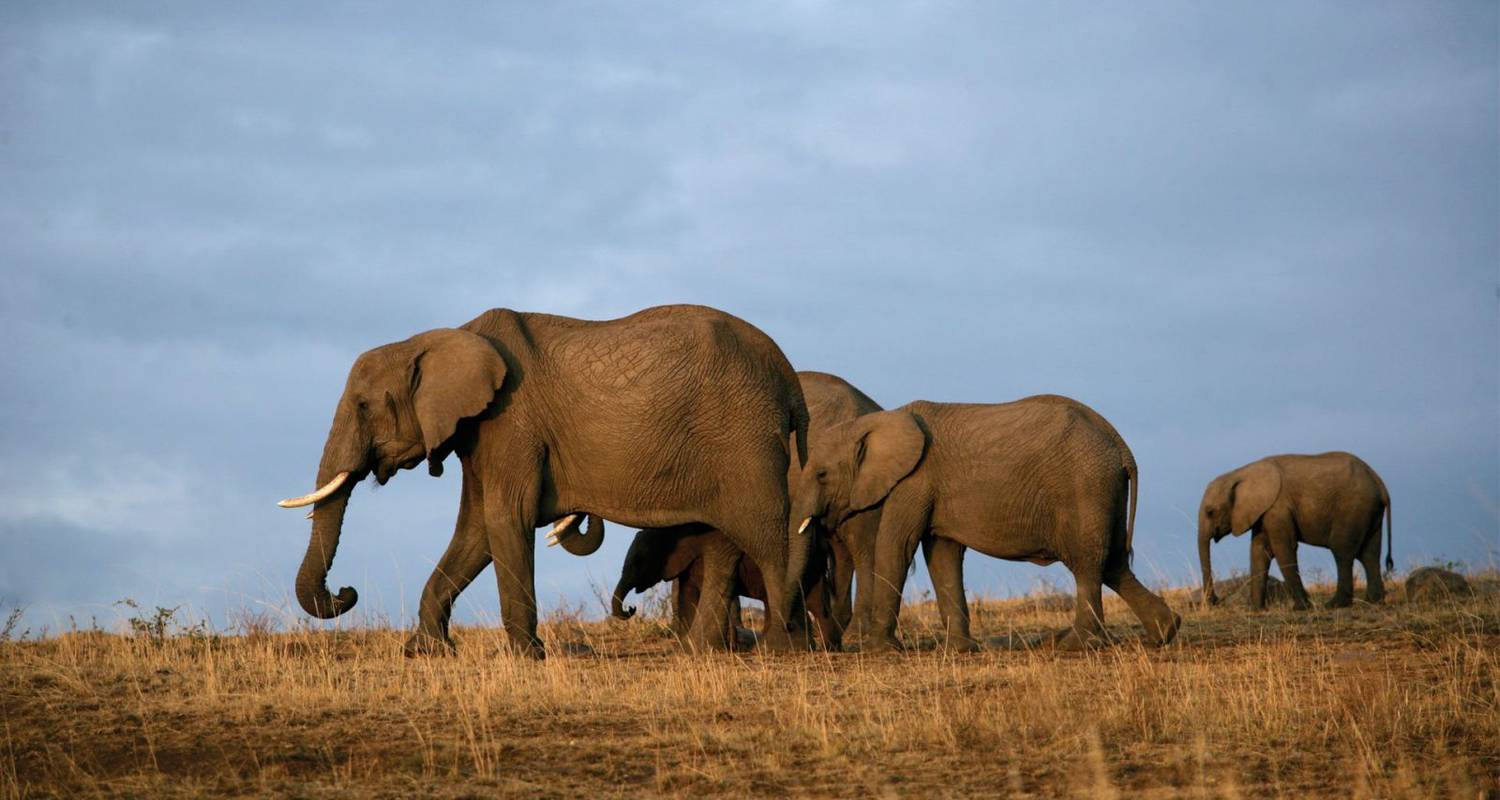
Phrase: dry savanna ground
[{"left": 2, "top": 574, "right": 1497, "bottom": 799}]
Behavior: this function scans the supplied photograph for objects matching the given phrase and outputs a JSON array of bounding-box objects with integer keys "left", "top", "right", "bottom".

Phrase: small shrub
[
  {"left": 0, "top": 606, "right": 25, "bottom": 642},
  {"left": 115, "top": 599, "right": 211, "bottom": 644}
]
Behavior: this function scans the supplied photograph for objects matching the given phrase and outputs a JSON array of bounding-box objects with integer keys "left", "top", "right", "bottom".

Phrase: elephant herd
[{"left": 278, "top": 304, "right": 1393, "bottom": 657}]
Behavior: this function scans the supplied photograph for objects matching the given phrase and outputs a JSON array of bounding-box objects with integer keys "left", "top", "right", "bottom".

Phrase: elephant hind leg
[
  {"left": 1327, "top": 555, "right": 1356, "bottom": 609},
  {"left": 922, "top": 536, "right": 980, "bottom": 653},
  {"left": 1103, "top": 561, "right": 1180, "bottom": 646},
  {"left": 1054, "top": 563, "right": 1109, "bottom": 652},
  {"left": 1358, "top": 521, "right": 1386, "bottom": 604},
  {"left": 683, "top": 537, "right": 739, "bottom": 653}
]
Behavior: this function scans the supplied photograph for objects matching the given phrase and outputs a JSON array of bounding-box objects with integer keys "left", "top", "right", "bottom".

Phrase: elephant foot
[
  {"left": 682, "top": 629, "right": 732, "bottom": 654},
  {"left": 1291, "top": 600, "right": 1312, "bottom": 612},
  {"left": 1042, "top": 626, "right": 1111, "bottom": 652},
  {"left": 403, "top": 631, "right": 456, "bottom": 658},
  {"left": 942, "top": 635, "right": 982, "bottom": 654},
  {"left": 732, "top": 626, "right": 758, "bottom": 651},
  {"left": 505, "top": 636, "right": 546, "bottom": 660},
  {"left": 754, "top": 624, "right": 814, "bottom": 654},
  {"left": 1148, "top": 612, "right": 1183, "bottom": 647},
  {"left": 861, "top": 634, "right": 905, "bottom": 654},
  {"left": 1324, "top": 596, "right": 1353, "bottom": 610}
]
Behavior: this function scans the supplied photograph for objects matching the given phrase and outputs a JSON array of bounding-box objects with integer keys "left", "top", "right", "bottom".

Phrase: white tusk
[
  {"left": 545, "top": 513, "right": 581, "bottom": 547},
  {"left": 278, "top": 472, "right": 350, "bottom": 508},
  {"left": 797, "top": 517, "right": 813, "bottom": 535}
]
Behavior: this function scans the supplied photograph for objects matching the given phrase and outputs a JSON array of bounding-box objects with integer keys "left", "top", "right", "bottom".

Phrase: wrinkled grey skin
[
  {"left": 288, "top": 305, "right": 811, "bottom": 658},
  {"left": 793, "top": 396, "right": 1181, "bottom": 652},
  {"left": 584, "top": 371, "right": 883, "bottom": 649},
  {"left": 610, "top": 525, "right": 840, "bottom": 650},
  {"left": 1199, "top": 451, "right": 1392, "bottom": 611}
]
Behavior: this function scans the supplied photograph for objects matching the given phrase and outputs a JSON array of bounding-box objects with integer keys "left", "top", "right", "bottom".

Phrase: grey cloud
[{"left": 0, "top": 2, "right": 1494, "bottom": 626}]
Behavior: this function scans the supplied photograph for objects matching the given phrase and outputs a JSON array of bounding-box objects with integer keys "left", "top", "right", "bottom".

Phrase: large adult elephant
[
  {"left": 1198, "top": 451, "right": 1391, "bottom": 611},
  {"left": 277, "top": 305, "right": 811, "bottom": 657},
  {"left": 790, "top": 395, "right": 1180, "bottom": 652},
  {"left": 557, "top": 371, "right": 885, "bottom": 647}
]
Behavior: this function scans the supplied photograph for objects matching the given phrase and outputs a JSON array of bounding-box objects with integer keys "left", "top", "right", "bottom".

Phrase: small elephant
[
  {"left": 791, "top": 395, "right": 1181, "bottom": 652},
  {"left": 610, "top": 525, "right": 841, "bottom": 650},
  {"left": 276, "top": 304, "right": 812, "bottom": 658},
  {"left": 1198, "top": 451, "right": 1392, "bottom": 610}
]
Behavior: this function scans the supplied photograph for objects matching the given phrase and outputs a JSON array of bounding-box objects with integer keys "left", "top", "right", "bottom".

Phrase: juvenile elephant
[
  {"left": 610, "top": 525, "right": 840, "bottom": 650},
  {"left": 277, "top": 305, "right": 811, "bottom": 657},
  {"left": 1198, "top": 452, "right": 1392, "bottom": 610},
  {"left": 791, "top": 396, "right": 1181, "bottom": 652},
  {"left": 565, "top": 371, "right": 884, "bottom": 648}
]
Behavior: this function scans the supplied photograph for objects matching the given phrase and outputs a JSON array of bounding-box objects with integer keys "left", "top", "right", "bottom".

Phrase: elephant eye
[{"left": 815, "top": 468, "right": 828, "bottom": 483}]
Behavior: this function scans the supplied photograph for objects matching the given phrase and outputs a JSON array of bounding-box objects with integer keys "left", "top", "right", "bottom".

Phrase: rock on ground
[{"left": 1402, "top": 567, "right": 1472, "bottom": 603}]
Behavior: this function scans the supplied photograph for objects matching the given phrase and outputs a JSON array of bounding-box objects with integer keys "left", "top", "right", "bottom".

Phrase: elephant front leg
[
  {"left": 802, "top": 569, "right": 841, "bottom": 652},
  {"left": 482, "top": 489, "right": 546, "bottom": 659},
  {"left": 828, "top": 535, "right": 856, "bottom": 641},
  {"left": 407, "top": 467, "right": 491, "bottom": 657},
  {"left": 865, "top": 503, "right": 930, "bottom": 653},
  {"left": 408, "top": 528, "right": 491, "bottom": 656},
  {"left": 1248, "top": 530, "right": 1272, "bottom": 610},
  {"left": 840, "top": 512, "right": 881, "bottom": 650},
  {"left": 922, "top": 536, "right": 979, "bottom": 653},
  {"left": 1265, "top": 518, "right": 1312, "bottom": 610}
]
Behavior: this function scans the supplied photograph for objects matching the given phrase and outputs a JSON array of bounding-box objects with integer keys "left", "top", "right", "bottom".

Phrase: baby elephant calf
[{"left": 612, "top": 526, "right": 841, "bottom": 651}]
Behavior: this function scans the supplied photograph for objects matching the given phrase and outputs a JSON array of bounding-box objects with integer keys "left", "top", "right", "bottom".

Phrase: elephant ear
[
  {"left": 412, "top": 329, "right": 508, "bottom": 463},
  {"left": 847, "top": 411, "right": 927, "bottom": 513},
  {"left": 1229, "top": 460, "right": 1282, "bottom": 534}
]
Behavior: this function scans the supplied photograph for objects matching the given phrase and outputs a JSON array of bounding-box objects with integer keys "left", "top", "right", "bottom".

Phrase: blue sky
[{"left": 1, "top": 3, "right": 1495, "bottom": 631}]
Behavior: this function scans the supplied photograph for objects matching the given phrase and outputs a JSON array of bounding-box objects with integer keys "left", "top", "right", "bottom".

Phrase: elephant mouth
[{"left": 373, "top": 442, "right": 426, "bottom": 484}]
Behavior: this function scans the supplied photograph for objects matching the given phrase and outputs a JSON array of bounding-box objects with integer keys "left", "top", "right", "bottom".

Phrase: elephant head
[
  {"left": 611, "top": 529, "right": 699, "bottom": 619},
  {"left": 1198, "top": 460, "right": 1282, "bottom": 605},
  {"left": 790, "top": 410, "right": 927, "bottom": 536},
  {"left": 277, "top": 328, "right": 508, "bottom": 619}
]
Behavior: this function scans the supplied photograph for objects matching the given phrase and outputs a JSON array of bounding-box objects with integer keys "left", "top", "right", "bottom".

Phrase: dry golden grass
[{"left": 2, "top": 575, "right": 1497, "bottom": 799}]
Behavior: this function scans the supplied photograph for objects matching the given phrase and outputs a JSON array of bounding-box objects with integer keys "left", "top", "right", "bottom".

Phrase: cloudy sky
[{"left": 2, "top": 3, "right": 1495, "bottom": 632}]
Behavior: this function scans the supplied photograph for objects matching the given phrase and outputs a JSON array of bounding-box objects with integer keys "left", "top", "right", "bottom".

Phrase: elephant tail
[
  {"left": 1382, "top": 483, "right": 1394, "bottom": 574},
  {"left": 1124, "top": 451, "right": 1138, "bottom": 566},
  {"left": 790, "top": 392, "right": 810, "bottom": 470}
]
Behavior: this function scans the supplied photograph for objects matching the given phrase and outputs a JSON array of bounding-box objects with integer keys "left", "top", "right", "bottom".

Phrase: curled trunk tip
[
  {"left": 295, "top": 488, "right": 359, "bottom": 619},
  {"left": 611, "top": 578, "right": 636, "bottom": 619}
]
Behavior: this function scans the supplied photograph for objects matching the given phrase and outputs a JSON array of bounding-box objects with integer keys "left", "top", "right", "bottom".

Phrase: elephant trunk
[
  {"left": 1198, "top": 530, "right": 1217, "bottom": 607},
  {"left": 294, "top": 398, "right": 367, "bottom": 619},
  {"left": 296, "top": 486, "right": 358, "bottom": 618},
  {"left": 554, "top": 514, "right": 606, "bottom": 556},
  {"left": 784, "top": 517, "right": 813, "bottom": 628},
  {"left": 611, "top": 573, "right": 636, "bottom": 619}
]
